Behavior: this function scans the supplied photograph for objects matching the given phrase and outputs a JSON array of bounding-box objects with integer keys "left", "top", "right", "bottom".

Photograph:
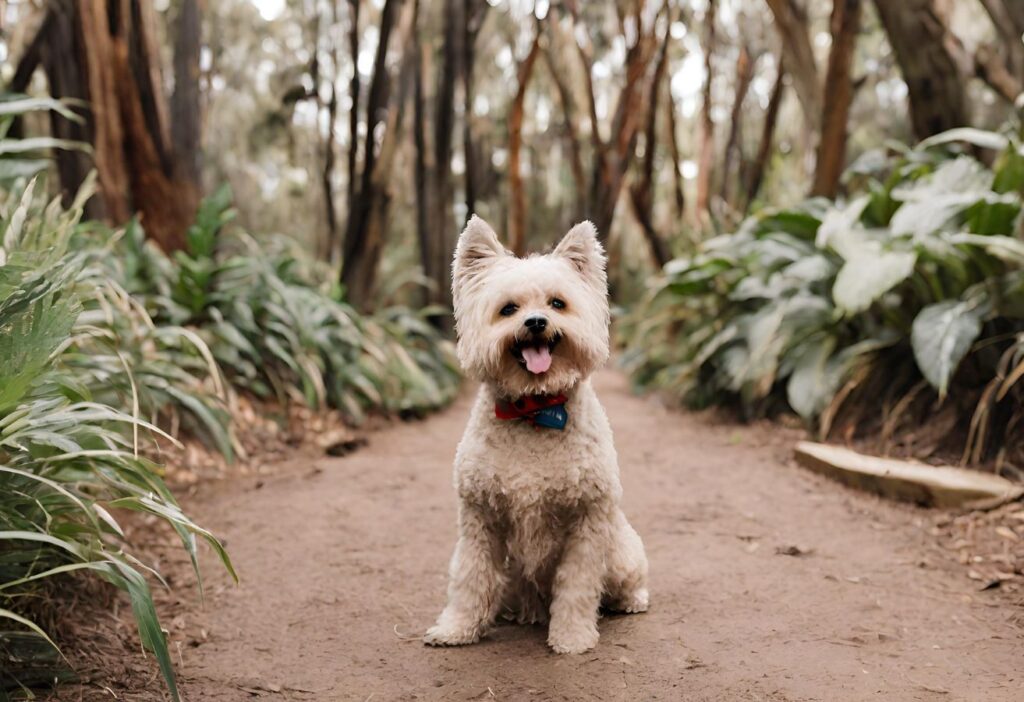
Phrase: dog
[{"left": 424, "top": 216, "right": 649, "bottom": 654}]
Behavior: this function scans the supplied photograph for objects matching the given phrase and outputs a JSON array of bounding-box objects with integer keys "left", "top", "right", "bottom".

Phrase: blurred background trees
[{"left": 3, "top": 0, "right": 1022, "bottom": 306}]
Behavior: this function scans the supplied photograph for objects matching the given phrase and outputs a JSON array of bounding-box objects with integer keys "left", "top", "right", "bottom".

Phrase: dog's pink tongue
[{"left": 522, "top": 346, "right": 552, "bottom": 374}]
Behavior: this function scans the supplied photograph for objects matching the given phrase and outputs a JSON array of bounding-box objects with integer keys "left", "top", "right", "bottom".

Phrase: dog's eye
[
  {"left": 550, "top": 298, "right": 566, "bottom": 310},
  {"left": 499, "top": 303, "right": 518, "bottom": 317}
]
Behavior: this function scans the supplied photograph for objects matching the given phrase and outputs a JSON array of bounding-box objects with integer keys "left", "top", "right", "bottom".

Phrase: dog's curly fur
[{"left": 424, "top": 217, "right": 649, "bottom": 654}]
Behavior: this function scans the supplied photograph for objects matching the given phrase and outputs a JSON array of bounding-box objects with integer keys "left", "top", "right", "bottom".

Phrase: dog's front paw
[
  {"left": 607, "top": 587, "right": 649, "bottom": 614},
  {"left": 423, "top": 623, "right": 480, "bottom": 647},
  {"left": 547, "top": 621, "right": 599, "bottom": 654}
]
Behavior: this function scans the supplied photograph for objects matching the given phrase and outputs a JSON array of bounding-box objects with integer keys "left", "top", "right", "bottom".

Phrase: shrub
[
  {"left": 106, "top": 185, "right": 461, "bottom": 423},
  {"left": 621, "top": 126, "right": 1024, "bottom": 470},
  {"left": 0, "top": 179, "right": 235, "bottom": 700}
]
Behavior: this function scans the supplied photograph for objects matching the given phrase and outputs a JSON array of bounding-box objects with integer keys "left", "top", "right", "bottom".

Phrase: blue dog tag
[{"left": 532, "top": 404, "right": 568, "bottom": 430}]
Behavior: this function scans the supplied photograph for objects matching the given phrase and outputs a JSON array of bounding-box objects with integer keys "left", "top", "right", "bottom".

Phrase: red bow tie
[{"left": 495, "top": 394, "right": 569, "bottom": 429}]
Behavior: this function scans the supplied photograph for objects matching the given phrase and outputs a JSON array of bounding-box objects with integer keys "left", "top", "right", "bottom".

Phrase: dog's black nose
[{"left": 524, "top": 315, "right": 548, "bottom": 334}]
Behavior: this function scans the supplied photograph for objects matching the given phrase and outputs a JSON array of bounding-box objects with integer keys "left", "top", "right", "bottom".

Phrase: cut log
[{"left": 794, "top": 441, "right": 1023, "bottom": 508}]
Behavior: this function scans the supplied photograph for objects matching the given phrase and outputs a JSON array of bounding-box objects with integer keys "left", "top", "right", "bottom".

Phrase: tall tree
[
  {"left": 719, "top": 44, "right": 755, "bottom": 207},
  {"left": 462, "top": 0, "right": 490, "bottom": 220},
  {"left": 34, "top": 0, "right": 203, "bottom": 252},
  {"left": 629, "top": 11, "right": 674, "bottom": 268},
  {"left": 695, "top": 0, "right": 717, "bottom": 222},
  {"left": 172, "top": 0, "right": 202, "bottom": 190},
  {"left": 314, "top": 0, "right": 342, "bottom": 262},
  {"left": 341, "top": 0, "right": 418, "bottom": 309},
  {"left": 873, "top": 0, "right": 969, "bottom": 139},
  {"left": 811, "top": 0, "right": 861, "bottom": 198},
  {"left": 540, "top": 0, "right": 661, "bottom": 248},
  {"left": 764, "top": 0, "right": 821, "bottom": 125},
  {"left": 745, "top": 57, "right": 786, "bottom": 211},
  {"left": 413, "top": 0, "right": 468, "bottom": 311},
  {"left": 507, "top": 23, "right": 543, "bottom": 257}
]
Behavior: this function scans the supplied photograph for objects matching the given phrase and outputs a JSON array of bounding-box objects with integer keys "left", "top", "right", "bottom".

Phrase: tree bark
[
  {"left": 764, "top": 0, "right": 821, "bottom": 125},
  {"left": 341, "top": 0, "right": 417, "bottom": 309},
  {"left": 462, "top": 0, "right": 488, "bottom": 221},
  {"left": 543, "top": 6, "right": 586, "bottom": 220},
  {"left": 36, "top": 0, "right": 201, "bottom": 251},
  {"left": 172, "top": 0, "right": 202, "bottom": 189},
  {"left": 548, "top": 0, "right": 660, "bottom": 249},
  {"left": 507, "top": 26, "right": 543, "bottom": 257},
  {"left": 812, "top": 0, "right": 862, "bottom": 198},
  {"left": 36, "top": 2, "right": 101, "bottom": 218},
  {"left": 346, "top": 0, "right": 361, "bottom": 210},
  {"left": 412, "top": 0, "right": 465, "bottom": 314},
  {"left": 873, "top": 0, "right": 969, "bottom": 139},
  {"left": 979, "top": 0, "right": 1024, "bottom": 81},
  {"left": 746, "top": 57, "right": 785, "bottom": 211},
  {"left": 315, "top": 1, "right": 342, "bottom": 262},
  {"left": 664, "top": 77, "right": 686, "bottom": 221},
  {"left": 629, "top": 13, "right": 673, "bottom": 269},
  {"left": 695, "top": 0, "right": 717, "bottom": 222},
  {"left": 719, "top": 44, "right": 754, "bottom": 207}
]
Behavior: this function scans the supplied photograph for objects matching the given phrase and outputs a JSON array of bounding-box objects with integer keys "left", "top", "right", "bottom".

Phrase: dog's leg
[
  {"left": 424, "top": 503, "right": 506, "bottom": 646},
  {"left": 547, "top": 509, "right": 607, "bottom": 654},
  {"left": 602, "top": 509, "right": 649, "bottom": 614}
]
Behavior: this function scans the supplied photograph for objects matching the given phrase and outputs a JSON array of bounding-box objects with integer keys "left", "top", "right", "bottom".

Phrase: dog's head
[{"left": 451, "top": 216, "right": 610, "bottom": 397}]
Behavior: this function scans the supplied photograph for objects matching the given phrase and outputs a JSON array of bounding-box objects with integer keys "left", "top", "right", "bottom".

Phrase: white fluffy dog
[{"left": 424, "top": 217, "right": 649, "bottom": 654}]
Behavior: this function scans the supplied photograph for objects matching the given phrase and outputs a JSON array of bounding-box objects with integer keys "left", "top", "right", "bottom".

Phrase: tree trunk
[
  {"left": 764, "top": 0, "right": 821, "bottom": 125},
  {"left": 38, "top": 0, "right": 201, "bottom": 251},
  {"left": 35, "top": 2, "right": 105, "bottom": 219},
  {"left": 745, "top": 57, "right": 785, "bottom": 211},
  {"left": 507, "top": 27, "right": 542, "bottom": 257},
  {"left": 346, "top": 0, "right": 361, "bottom": 210},
  {"left": 873, "top": 0, "right": 969, "bottom": 139},
  {"left": 812, "top": 0, "right": 862, "bottom": 198},
  {"left": 172, "top": 0, "right": 202, "bottom": 188},
  {"left": 341, "top": 0, "right": 417, "bottom": 309},
  {"left": 315, "top": 1, "right": 342, "bottom": 262},
  {"left": 462, "top": 0, "right": 488, "bottom": 221},
  {"left": 664, "top": 78, "right": 686, "bottom": 221},
  {"left": 720, "top": 44, "right": 754, "bottom": 207},
  {"left": 548, "top": 0, "right": 659, "bottom": 251},
  {"left": 427, "top": 0, "right": 463, "bottom": 309},
  {"left": 543, "top": 6, "right": 586, "bottom": 221},
  {"left": 695, "top": 0, "right": 717, "bottom": 222},
  {"left": 629, "top": 12, "right": 673, "bottom": 269},
  {"left": 979, "top": 0, "right": 1024, "bottom": 81},
  {"left": 412, "top": 0, "right": 465, "bottom": 314}
]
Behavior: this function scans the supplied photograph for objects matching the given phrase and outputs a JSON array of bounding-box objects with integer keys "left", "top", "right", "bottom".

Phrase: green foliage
[
  {"left": 0, "top": 179, "right": 235, "bottom": 700},
  {"left": 622, "top": 126, "right": 1024, "bottom": 463},
  {"left": 0, "top": 94, "right": 89, "bottom": 185},
  {"left": 107, "top": 185, "right": 461, "bottom": 421}
]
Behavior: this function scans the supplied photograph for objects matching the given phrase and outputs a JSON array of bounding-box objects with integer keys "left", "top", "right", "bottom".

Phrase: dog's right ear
[{"left": 452, "top": 216, "right": 507, "bottom": 294}]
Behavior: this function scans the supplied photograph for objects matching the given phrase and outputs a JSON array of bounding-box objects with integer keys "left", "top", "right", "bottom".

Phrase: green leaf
[
  {"left": 0, "top": 136, "right": 91, "bottom": 155},
  {"left": 918, "top": 128, "right": 1009, "bottom": 152},
  {"left": 911, "top": 300, "right": 985, "bottom": 397},
  {"left": 833, "top": 250, "right": 916, "bottom": 314},
  {"left": 786, "top": 337, "right": 838, "bottom": 420}
]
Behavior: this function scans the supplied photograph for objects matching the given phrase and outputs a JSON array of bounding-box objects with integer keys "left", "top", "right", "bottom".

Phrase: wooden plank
[{"left": 794, "top": 441, "right": 1023, "bottom": 508}]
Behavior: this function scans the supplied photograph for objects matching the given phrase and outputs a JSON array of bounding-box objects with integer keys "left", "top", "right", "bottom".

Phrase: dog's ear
[
  {"left": 553, "top": 221, "right": 607, "bottom": 290},
  {"left": 452, "top": 216, "right": 507, "bottom": 295}
]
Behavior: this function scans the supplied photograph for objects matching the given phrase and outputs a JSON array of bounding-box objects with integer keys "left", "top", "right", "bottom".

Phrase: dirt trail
[{"left": 66, "top": 371, "right": 1024, "bottom": 701}]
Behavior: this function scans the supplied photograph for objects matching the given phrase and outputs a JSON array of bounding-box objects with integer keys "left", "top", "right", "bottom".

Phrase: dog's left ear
[{"left": 553, "top": 221, "right": 607, "bottom": 290}]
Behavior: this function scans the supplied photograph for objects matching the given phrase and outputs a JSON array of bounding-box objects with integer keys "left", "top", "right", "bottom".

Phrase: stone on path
[{"left": 794, "top": 441, "right": 1023, "bottom": 508}]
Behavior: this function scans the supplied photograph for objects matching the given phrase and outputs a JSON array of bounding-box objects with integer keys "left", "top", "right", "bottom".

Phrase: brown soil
[{"left": 48, "top": 371, "right": 1024, "bottom": 701}]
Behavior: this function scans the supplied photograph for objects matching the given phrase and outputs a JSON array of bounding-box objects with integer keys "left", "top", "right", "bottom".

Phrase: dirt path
[{"left": 66, "top": 371, "right": 1024, "bottom": 701}]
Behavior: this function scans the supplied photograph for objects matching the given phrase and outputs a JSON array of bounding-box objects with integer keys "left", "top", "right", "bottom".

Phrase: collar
[{"left": 494, "top": 393, "right": 569, "bottom": 430}]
